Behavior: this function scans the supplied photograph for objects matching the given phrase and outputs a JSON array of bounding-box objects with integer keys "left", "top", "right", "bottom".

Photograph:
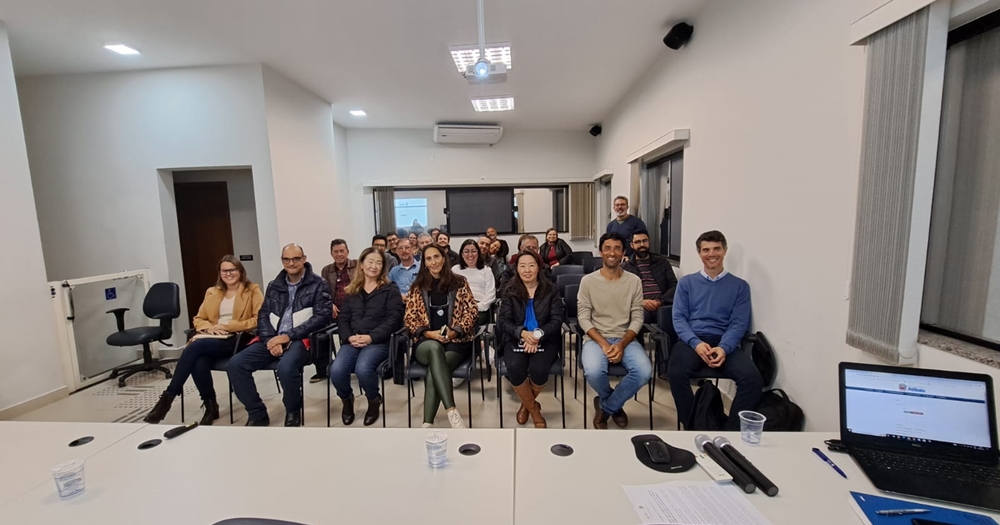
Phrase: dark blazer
[
  {"left": 338, "top": 282, "right": 405, "bottom": 345},
  {"left": 623, "top": 253, "right": 678, "bottom": 305},
  {"left": 257, "top": 262, "right": 333, "bottom": 343},
  {"left": 539, "top": 238, "right": 573, "bottom": 266},
  {"left": 496, "top": 289, "right": 566, "bottom": 354}
]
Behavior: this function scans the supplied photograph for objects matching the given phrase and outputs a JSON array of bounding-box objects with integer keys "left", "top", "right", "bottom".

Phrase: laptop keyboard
[{"left": 854, "top": 448, "right": 1000, "bottom": 486}]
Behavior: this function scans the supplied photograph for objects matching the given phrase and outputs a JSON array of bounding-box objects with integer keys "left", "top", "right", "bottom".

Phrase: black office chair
[
  {"left": 551, "top": 265, "right": 584, "bottom": 278},
  {"left": 582, "top": 257, "right": 603, "bottom": 274},
  {"left": 106, "top": 282, "right": 181, "bottom": 387},
  {"left": 563, "top": 284, "right": 584, "bottom": 378},
  {"left": 397, "top": 326, "right": 487, "bottom": 428},
  {"left": 652, "top": 328, "right": 756, "bottom": 429},
  {"left": 569, "top": 251, "right": 594, "bottom": 265},
  {"left": 487, "top": 326, "right": 566, "bottom": 428}
]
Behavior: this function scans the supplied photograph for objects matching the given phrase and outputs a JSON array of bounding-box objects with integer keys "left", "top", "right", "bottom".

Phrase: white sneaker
[
  {"left": 452, "top": 378, "right": 466, "bottom": 388},
  {"left": 421, "top": 422, "right": 433, "bottom": 428},
  {"left": 447, "top": 409, "right": 466, "bottom": 429}
]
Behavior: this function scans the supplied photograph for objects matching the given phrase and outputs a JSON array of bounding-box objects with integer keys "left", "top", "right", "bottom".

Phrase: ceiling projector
[{"left": 465, "top": 60, "right": 507, "bottom": 84}]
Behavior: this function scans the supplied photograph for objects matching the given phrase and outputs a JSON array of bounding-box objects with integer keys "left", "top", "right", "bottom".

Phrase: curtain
[
  {"left": 639, "top": 163, "right": 663, "bottom": 253},
  {"left": 569, "top": 182, "right": 594, "bottom": 240},
  {"left": 373, "top": 187, "right": 395, "bottom": 236},
  {"left": 922, "top": 24, "right": 1000, "bottom": 341},
  {"left": 629, "top": 161, "right": 641, "bottom": 215},
  {"left": 846, "top": 8, "right": 929, "bottom": 362}
]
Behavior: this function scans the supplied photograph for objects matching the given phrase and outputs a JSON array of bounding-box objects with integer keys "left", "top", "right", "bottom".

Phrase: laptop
[{"left": 839, "top": 362, "right": 1000, "bottom": 511}]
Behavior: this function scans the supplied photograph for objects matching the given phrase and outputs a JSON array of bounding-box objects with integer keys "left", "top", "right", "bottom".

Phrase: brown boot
[
  {"left": 528, "top": 381, "right": 547, "bottom": 428},
  {"left": 511, "top": 382, "right": 538, "bottom": 427}
]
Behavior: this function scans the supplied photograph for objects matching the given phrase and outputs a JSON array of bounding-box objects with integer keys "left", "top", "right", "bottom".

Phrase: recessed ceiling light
[
  {"left": 349, "top": 110, "right": 367, "bottom": 117},
  {"left": 472, "top": 96, "right": 514, "bottom": 112},
  {"left": 450, "top": 43, "right": 512, "bottom": 73},
  {"left": 104, "top": 44, "right": 140, "bottom": 55}
]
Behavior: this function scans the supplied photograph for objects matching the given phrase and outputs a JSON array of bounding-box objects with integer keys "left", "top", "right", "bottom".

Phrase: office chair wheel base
[
  {"left": 164, "top": 371, "right": 172, "bottom": 379},
  {"left": 110, "top": 370, "right": 119, "bottom": 379},
  {"left": 118, "top": 379, "right": 127, "bottom": 388}
]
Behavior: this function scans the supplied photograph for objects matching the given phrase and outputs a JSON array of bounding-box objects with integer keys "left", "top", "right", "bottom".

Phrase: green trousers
[{"left": 415, "top": 339, "right": 468, "bottom": 424}]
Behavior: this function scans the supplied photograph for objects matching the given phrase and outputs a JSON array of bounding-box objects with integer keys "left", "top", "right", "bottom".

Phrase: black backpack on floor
[
  {"left": 756, "top": 389, "right": 805, "bottom": 431},
  {"left": 687, "top": 379, "right": 728, "bottom": 431}
]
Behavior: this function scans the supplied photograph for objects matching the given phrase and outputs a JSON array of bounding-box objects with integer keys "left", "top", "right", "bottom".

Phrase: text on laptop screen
[{"left": 844, "top": 369, "right": 991, "bottom": 450}]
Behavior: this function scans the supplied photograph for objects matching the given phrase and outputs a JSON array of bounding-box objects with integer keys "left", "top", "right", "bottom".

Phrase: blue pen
[{"left": 812, "top": 447, "right": 848, "bottom": 479}]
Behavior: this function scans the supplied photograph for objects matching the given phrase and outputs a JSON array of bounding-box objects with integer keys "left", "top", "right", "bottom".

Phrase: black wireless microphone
[
  {"left": 694, "top": 434, "right": 756, "bottom": 494},
  {"left": 163, "top": 421, "right": 199, "bottom": 440},
  {"left": 713, "top": 436, "right": 779, "bottom": 497}
]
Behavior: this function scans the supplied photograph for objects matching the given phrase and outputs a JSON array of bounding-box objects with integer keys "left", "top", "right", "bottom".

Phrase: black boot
[
  {"left": 143, "top": 392, "right": 175, "bottom": 424},
  {"left": 199, "top": 399, "right": 220, "bottom": 426},
  {"left": 363, "top": 396, "right": 382, "bottom": 426},
  {"left": 341, "top": 395, "right": 355, "bottom": 425}
]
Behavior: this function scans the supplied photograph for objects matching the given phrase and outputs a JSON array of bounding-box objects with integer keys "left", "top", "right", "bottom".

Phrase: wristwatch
[{"left": 532, "top": 329, "right": 544, "bottom": 340}]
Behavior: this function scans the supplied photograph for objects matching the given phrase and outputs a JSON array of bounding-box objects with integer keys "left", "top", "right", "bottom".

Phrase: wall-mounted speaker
[{"left": 663, "top": 22, "right": 694, "bottom": 50}]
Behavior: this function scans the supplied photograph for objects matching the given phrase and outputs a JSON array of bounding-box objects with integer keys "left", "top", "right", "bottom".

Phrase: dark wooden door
[{"left": 175, "top": 182, "right": 234, "bottom": 327}]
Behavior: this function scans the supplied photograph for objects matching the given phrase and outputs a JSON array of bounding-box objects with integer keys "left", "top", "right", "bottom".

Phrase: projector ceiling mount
[{"left": 464, "top": 0, "right": 507, "bottom": 84}]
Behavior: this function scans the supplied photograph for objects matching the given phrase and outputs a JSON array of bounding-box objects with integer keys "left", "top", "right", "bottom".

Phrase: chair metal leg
[
  {"left": 229, "top": 383, "right": 235, "bottom": 425},
  {"left": 479, "top": 362, "right": 486, "bottom": 401},
  {"left": 560, "top": 373, "right": 566, "bottom": 429},
  {"left": 407, "top": 380, "right": 413, "bottom": 428},
  {"left": 326, "top": 376, "right": 331, "bottom": 427},
  {"left": 381, "top": 376, "right": 386, "bottom": 428},
  {"left": 498, "top": 378, "right": 504, "bottom": 428},
  {"left": 273, "top": 371, "right": 281, "bottom": 393},
  {"left": 648, "top": 379, "right": 654, "bottom": 431},
  {"left": 180, "top": 389, "right": 185, "bottom": 422},
  {"left": 583, "top": 375, "right": 588, "bottom": 429},
  {"left": 467, "top": 376, "right": 473, "bottom": 428}
]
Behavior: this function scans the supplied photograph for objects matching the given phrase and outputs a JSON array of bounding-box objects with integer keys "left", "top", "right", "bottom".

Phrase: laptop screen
[{"left": 843, "top": 367, "right": 992, "bottom": 452}]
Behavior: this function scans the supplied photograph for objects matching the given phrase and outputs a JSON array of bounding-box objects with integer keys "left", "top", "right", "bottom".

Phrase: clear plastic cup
[
  {"left": 739, "top": 411, "right": 767, "bottom": 445},
  {"left": 52, "top": 459, "right": 86, "bottom": 498},
  {"left": 425, "top": 431, "right": 448, "bottom": 468}
]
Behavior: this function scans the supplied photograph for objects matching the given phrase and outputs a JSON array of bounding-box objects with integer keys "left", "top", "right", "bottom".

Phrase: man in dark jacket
[
  {"left": 623, "top": 231, "right": 678, "bottom": 324},
  {"left": 228, "top": 244, "right": 333, "bottom": 427}
]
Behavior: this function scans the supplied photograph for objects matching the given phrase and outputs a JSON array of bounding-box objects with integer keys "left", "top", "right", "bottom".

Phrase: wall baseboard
[{"left": 0, "top": 386, "right": 69, "bottom": 420}]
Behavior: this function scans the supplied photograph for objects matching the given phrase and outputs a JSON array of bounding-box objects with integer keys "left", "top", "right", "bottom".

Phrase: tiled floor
[{"left": 17, "top": 351, "right": 706, "bottom": 430}]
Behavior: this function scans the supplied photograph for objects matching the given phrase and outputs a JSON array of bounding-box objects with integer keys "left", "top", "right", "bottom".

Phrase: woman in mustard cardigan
[{"left": 143, "top": 255, "right": 263, "bottom": 425}]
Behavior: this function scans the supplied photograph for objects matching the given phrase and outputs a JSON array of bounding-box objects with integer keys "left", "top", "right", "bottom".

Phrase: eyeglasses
[
  {"left": 220, "top": 269, "right": 240, "bottom": 275},
  {"left": 281, "top": 257, "right": 304, "bottom": 265}
]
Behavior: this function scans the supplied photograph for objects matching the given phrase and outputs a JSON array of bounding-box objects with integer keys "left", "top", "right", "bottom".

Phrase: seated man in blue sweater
[{"left": 668, "top": 230, "right": 763, "bottom": 430}]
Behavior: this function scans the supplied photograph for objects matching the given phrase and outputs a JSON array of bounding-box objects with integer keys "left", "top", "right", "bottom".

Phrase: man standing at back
[
  {"left": 312, "top": 239, "right": 356, "bottom": 383},
  {"left": 228, "top": 244, "right": 333, "bottom": 427},
  {"left": 579, "top": 232, "right": 651, "bottom": 429},
  {"left": 606, "top": 196, "right": 647, "bottom": 257},
  {"left": 669, "top": 230, "right": 761, "bottom": 430}
]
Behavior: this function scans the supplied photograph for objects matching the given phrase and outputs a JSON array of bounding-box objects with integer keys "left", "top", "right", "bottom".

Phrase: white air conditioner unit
[{"left": 433, "top": 124, "right": 503, "bottom": 145}]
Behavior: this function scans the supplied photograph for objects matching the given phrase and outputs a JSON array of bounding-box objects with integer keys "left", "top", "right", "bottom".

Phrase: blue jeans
[
  {"left": 226, "top": 340, "right": 310, "bottom": 421},
  {"left": 667, "top": 335, "right": 763, "bottom": 430},
  {"left": 329, "top": 342, "right": 389, "bottom": 400},
  {"left": 581, "top": 337, "right": 652, "bottom": 414}
]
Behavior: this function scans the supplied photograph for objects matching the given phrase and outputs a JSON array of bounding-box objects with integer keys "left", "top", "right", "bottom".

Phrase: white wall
[
  {"left": 597, "top": 0, "right": 1000, "bottom": 430},
  {"left": 597, "top": 0, "right": 869, "bottom": 430},
  {"left": 0, "top": 25, "right": 64, "bottom": 413},
  {"left": 346, "top": 128, "right": 597, "bottom": 252},
  {"left": 19, "top": 65, "right": 279, "bottom": 280},
  {"left": 262, "top": 66, "right": 346, "bottom": 269},
  {"left": 172, "top": 169, "right": 264, "bottom": 286},
  {"left": 18, "top": 64, "right": 280, "bottom": 343}
]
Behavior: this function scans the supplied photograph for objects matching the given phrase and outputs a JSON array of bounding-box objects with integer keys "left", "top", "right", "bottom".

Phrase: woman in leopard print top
[{"left": 404, "top": 244, "right": 478, "bottom": 428}]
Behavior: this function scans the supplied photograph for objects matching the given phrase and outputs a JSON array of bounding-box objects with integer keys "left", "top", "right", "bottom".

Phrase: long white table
[
  {"left": 513, "top": 429, "right": 1000, "bottom": 525},
  {"left": 3, "top": 425, "right": 515, "bottom": 525},
  {"left": 0, "top": 421, "right": 147, "bottom": 507}
]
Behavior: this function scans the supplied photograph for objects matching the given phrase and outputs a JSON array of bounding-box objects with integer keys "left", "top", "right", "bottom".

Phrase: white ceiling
[{"left": 0, "top": 0, "right": 704, "bottom": 130}]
